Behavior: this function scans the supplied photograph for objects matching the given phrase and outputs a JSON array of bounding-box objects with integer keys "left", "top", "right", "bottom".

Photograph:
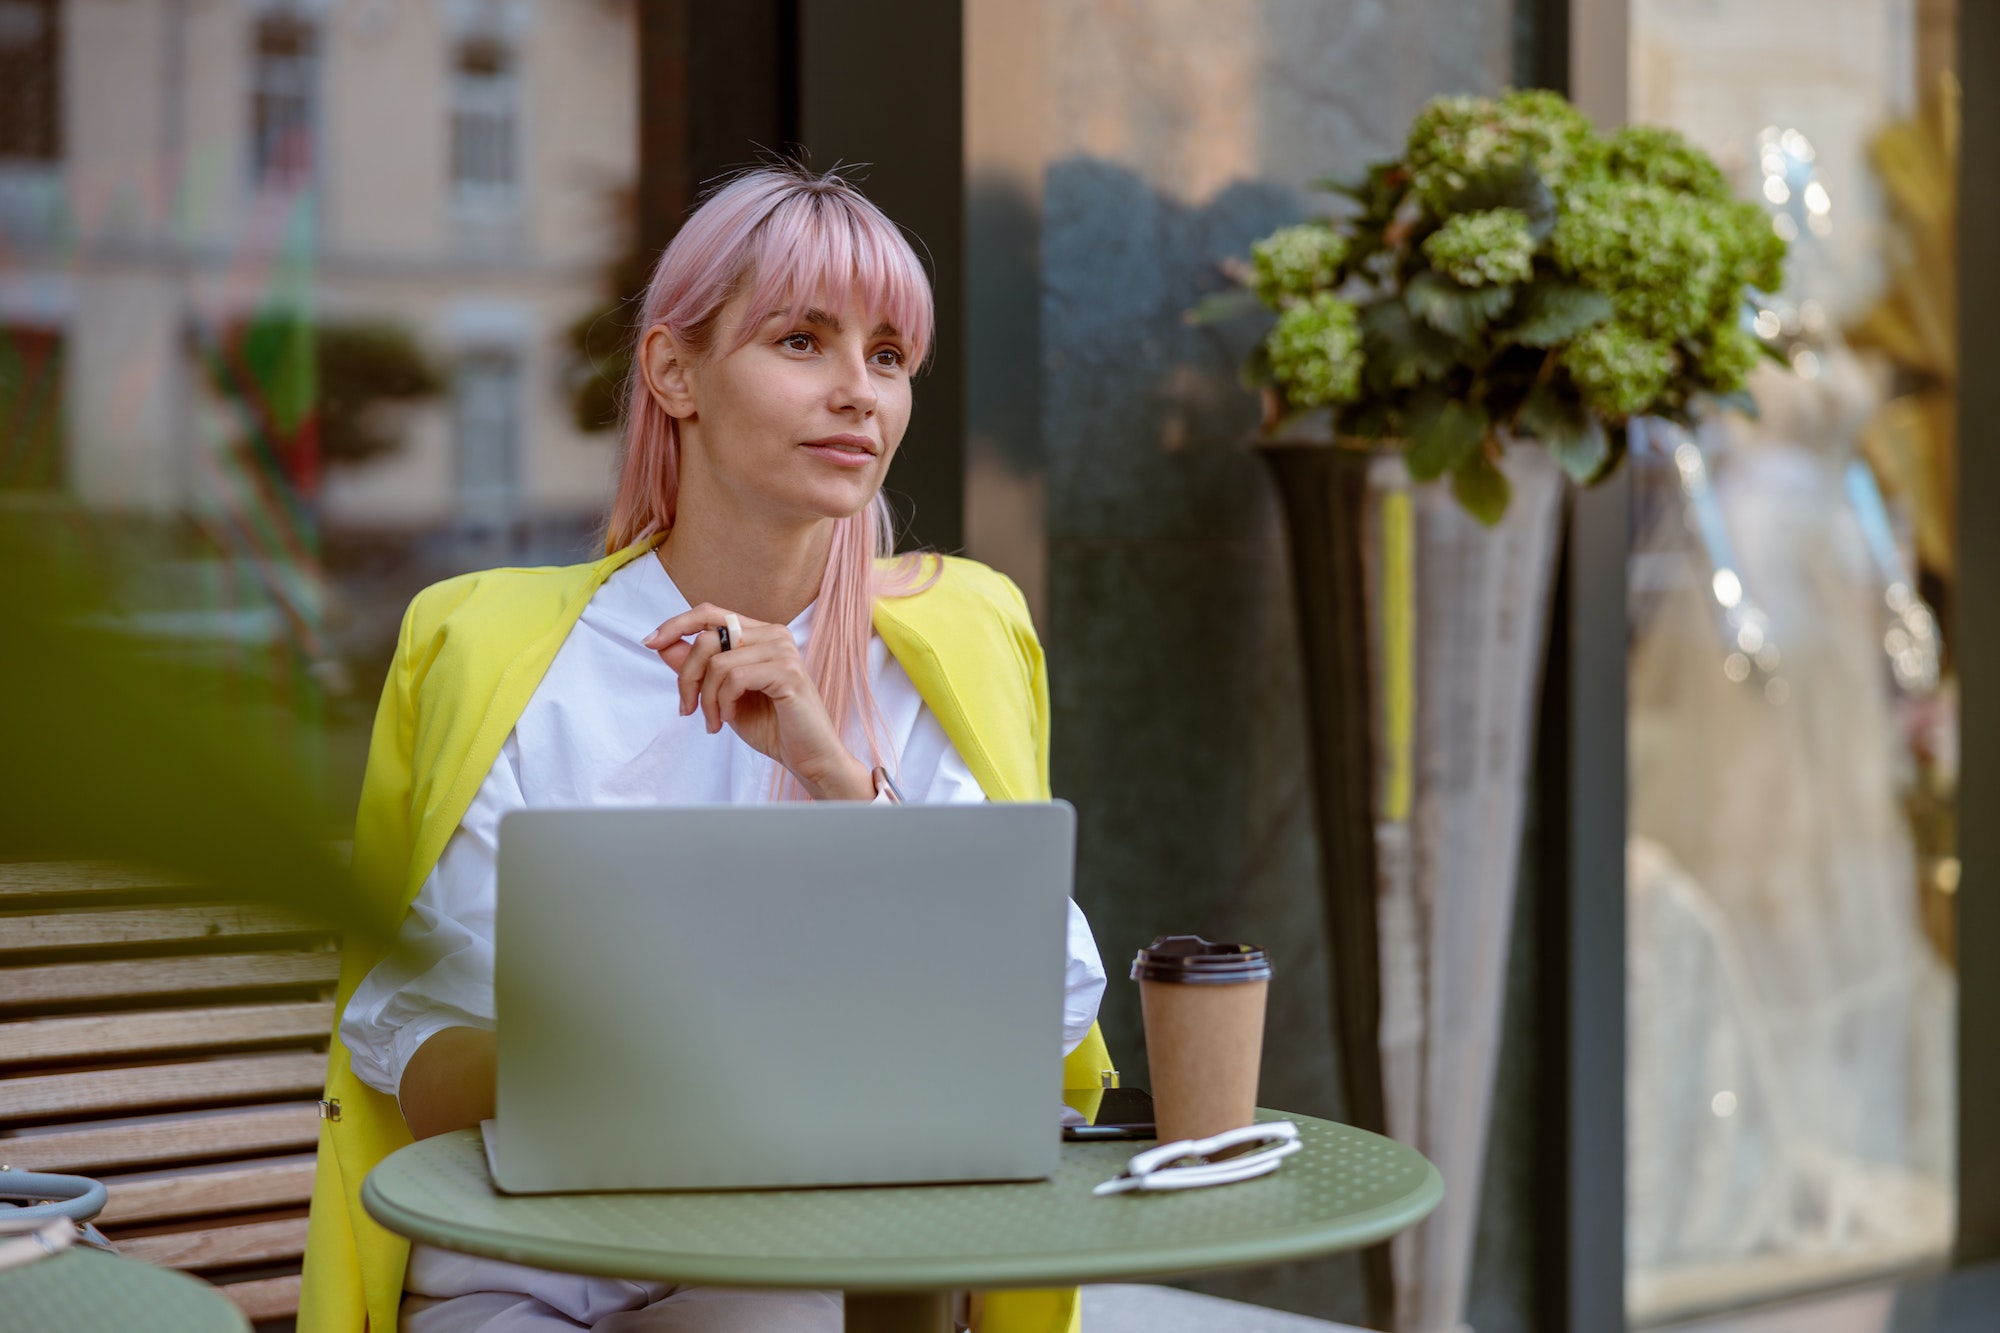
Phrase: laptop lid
[{"left": 492, "top": 802, "right": 1074, "bottom": 1193}]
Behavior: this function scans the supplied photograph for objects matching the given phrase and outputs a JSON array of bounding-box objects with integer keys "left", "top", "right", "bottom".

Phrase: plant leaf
[
  {"left": 1452, "top": 450, "right": 1512, "bottom": 524},
  {"left": 1603, "top": 421, "right": 1631, "bottom": 480},
  {"left": 1406, "top": 271, "right": 1515, "bottom": 342},
  {"left": 1185, "top": 287, "right": 1269, "bottom": 325},
  {"left": 1239, "top": 341, "right": 1275, "bottom": 391},
  {"left": 1404, "top": 391, "right": 1488, "bottom": 481},
  {"left": 1519, "top": 383, "right": 1610, "bottom": 482},
  {"left": 1315, "top": 161, "right": 1404, "bottom": 216},
  {"left": 1505, "top": 281, "right": 1613, "bottom": 347},
  {"left": 1313, "top": 169, "right": 1371, "bottom": 200},
  {"left": 1336, "top": 399, "right": 1395, "bottom": 440},
  {"left": 1361, "top": 298, "right": 1456, "bottom": 392},
  {"left": 1442, "top": 162, "right": 1558, "bottom": 241}
]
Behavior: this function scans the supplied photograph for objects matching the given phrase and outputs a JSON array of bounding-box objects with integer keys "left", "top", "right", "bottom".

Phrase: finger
[
  {"left": 677, "top": 629, "right": 725, "bottom": 717},
  {"left": 701, "top": 650, "right": 727, "bottom": 732},
  {"left": 642, "top": 606, "right": 717, "bottom": 649},
  {"left": 701, "top": 640, "right": 784, "bottom": 732},
  {"left": 715, "top": 655, "right": 784, "bottom": 725},
  {"left": 675, "top": 619, "right": 776, "bottom": 666},
  {"left": 644, "top": 604, "right": 761, "bottom": 649}
]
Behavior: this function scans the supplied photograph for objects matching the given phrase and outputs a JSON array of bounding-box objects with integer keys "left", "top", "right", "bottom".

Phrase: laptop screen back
[{"left": 492, "top": 802, "right": 1074, "bottom": 1192}]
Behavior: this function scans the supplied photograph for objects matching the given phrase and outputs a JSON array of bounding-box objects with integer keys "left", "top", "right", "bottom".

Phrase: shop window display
[{"left": 1624, "top": 0, "right": 1959, "bottom": 1320}]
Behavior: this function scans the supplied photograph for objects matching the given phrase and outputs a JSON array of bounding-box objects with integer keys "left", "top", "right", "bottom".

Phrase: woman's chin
[{"left": 775, "top": 479, "right": 884, "bottom": 524}]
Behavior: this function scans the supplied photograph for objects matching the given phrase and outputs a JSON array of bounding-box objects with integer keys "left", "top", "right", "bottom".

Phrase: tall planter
[
  {"left": 1262, "top": 441, "right": 1565, "bottom": 1333},
  {"left": 1260, "top": 443, "right": 1395, "bottom": 1325}
]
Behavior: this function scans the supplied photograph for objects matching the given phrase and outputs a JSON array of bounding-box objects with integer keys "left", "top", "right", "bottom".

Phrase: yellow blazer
[{"left": 298, "top": 535, "right": 1109, "bottom": 1333}]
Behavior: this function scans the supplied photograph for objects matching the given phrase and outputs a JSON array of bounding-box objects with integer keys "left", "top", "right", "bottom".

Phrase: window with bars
[
  {"left": 250, "top": 14, "right": 316, "bottom": 190},
  {"left": 454, "top": 352, "right": 519, "bottom": 527},
  {"left": 0, "top": 0, "right": 59, "bottom": 163},
  {"left": 451, "top": 34, "right": 518, "bottom": 215}
]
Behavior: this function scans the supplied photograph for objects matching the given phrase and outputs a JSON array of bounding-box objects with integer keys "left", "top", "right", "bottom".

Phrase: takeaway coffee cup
[{"left": 1132, "top": 935, "right": 1273, "bottom": 1146}]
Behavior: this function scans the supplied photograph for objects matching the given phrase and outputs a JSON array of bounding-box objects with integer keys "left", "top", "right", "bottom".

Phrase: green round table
[
  {"left": 363, "top": 1110, "right": 1442, "bottom": 1333},
  {"left": 0, "top": 1245, "right": 251, "bottom": 1333}
]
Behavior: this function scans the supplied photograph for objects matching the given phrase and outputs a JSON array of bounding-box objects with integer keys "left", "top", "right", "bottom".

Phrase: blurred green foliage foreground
[{"left": 1, "top": 509, "right": 392, "bottom": 949}]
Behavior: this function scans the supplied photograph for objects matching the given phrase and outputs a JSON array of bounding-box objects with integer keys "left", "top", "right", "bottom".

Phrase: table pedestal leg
[{"left": 844, "top": 1290, "right": 952, "bottom": 1333}]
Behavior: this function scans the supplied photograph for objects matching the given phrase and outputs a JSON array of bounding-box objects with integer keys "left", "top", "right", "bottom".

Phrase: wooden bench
[{"left": 0, "top": 861, "right": 340, "bottom": 1324}]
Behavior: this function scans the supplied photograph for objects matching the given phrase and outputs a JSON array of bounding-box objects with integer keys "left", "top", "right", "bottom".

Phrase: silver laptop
[{"left": 489, "top": 802, "right": 1075, "bottom": 1194}]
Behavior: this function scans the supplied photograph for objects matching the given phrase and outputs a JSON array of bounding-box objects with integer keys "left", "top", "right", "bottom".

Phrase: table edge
[
  {"left": 0, "top": 1244, "right": 255, "bottom": 1332},
  {"left": 360, "top": 1147, "right": 1444, "bottom": 1293}
]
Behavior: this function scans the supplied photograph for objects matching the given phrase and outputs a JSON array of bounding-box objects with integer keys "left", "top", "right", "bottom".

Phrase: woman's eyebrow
[
  {"left": 767, "top": 307, "right": 899, "bottom": 340},
  {"left": 768, "top": 306, "right": 842, "bottom": 331}
]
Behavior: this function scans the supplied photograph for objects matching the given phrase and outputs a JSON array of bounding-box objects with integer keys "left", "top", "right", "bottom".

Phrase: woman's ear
[{"left": 640, "top": 324, "right": 698, "bottom": 420}]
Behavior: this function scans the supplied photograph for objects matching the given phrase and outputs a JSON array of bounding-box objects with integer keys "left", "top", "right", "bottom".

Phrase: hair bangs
[{"left": 726, "top": 186, "right": 934, "bottom": 369}]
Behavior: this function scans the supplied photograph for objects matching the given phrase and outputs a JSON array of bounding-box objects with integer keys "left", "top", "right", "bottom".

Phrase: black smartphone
[{"left": 1061, "top": 1086, "right": 1157, "bottom": 1141}]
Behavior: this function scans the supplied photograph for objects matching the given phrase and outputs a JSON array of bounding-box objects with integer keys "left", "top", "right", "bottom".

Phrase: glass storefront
[{"left": 1623, "top": 0, "right": 1960, "bottom": 1321}]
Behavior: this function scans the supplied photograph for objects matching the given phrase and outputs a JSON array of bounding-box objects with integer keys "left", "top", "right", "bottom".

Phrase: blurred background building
[{"left": 1, "top": 0, "right": 633, "bottom": 767}]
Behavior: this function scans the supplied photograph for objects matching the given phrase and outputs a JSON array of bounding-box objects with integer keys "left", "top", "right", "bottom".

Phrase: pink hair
[{"left": 605, "top": 164, "right": 938, "bottom": 789}]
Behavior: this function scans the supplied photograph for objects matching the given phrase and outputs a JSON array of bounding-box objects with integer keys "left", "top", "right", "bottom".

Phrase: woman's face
[{"left": 648, "top": 287, "right": 916, "bottom": 526}]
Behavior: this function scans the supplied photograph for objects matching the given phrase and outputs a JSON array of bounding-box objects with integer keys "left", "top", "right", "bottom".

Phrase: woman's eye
[
  {"left": 871, "top": 347, "right": 906, "bottom": 368},
  {"left": 781, "top": 332, "right": 815, "bottom": 352}
]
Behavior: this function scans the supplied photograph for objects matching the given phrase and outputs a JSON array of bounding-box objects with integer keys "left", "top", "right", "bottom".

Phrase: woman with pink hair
[{"left": 299, "top": 165, "right": 1109, "bottom": 1333}]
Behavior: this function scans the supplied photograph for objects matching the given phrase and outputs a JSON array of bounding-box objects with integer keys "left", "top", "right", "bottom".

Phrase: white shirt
[{"left": 341, "top": 552, "right": 1109, "bottom": 1102}]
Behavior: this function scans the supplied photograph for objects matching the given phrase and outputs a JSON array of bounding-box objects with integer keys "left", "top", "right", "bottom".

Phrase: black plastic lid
[{"left": 1130, "top": 934, "right": 1273, "bottom": 984}]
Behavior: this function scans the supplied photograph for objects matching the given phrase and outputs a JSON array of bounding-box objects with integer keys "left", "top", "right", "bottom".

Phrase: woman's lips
[{"left": 799, "top": 436, "right": 877, "bottom": 467}]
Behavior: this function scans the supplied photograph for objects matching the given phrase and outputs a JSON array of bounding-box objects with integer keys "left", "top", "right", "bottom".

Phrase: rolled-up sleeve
[{"left": 339, "top": 734, "right": 524, "bottom": 1099}]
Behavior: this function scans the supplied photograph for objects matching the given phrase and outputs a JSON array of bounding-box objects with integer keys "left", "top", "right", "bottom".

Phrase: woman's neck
[{"left": 655, "top": 486, "right": 834, "bottom": 627}]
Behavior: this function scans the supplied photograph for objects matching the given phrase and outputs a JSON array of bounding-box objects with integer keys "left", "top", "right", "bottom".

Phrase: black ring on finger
[{"left": 716, "top": 625, "right": 731, "bottom": 653}]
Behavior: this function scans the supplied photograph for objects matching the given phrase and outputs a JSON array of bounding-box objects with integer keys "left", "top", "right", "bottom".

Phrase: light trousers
[{"left": 399, "top": 1245, "right": 840, "bottom": 1332}]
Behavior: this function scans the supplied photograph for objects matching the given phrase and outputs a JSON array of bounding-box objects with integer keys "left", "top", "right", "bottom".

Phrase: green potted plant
[
  {"left": 1218, "top": 87, "right": 1786, "bottom": 518},
  {"left": 1216, "top": 89, "right": 1789, "bottom": 1333}
]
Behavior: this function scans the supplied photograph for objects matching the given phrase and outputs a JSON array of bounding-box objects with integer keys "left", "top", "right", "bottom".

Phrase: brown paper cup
[
  {"left": 1133, "top": 935, "right": 1272, "bottom": 1146},
  {"left": 1140, "top": 977, "right": 1268, "bottom": 1145}
]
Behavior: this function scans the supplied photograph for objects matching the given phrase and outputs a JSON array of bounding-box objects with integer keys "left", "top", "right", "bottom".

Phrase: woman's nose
[{"left": 829, "top": 348, "right": 877, "bottom": 415}]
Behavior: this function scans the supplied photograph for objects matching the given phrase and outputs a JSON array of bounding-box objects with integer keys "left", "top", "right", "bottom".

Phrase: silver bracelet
[{"left": 870, "top": 766, "right": 905, "bottom": 803}]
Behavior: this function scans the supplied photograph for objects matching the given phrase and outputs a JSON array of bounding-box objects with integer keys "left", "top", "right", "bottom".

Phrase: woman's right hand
[{"left": 642, "top": 604, "right": 874, "bottom": 801}]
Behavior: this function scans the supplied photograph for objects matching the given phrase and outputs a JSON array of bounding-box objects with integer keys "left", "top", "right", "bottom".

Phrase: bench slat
[
  {"left": 0, "top": 1103, "right": 321, "bottom": 1173},
  {"left": 217, "top": 1272, "right": 304, "bottom": 1321},
  {"left": 0, "top": 951, "right": 340, "bottom": 1006},
  {"left": 0, "top": 862, "right": 194, "bottom": 904},
  {"left": 0, "top": 1001, "right": 334, "bottom": 1066},
  {"left": 98, "top": 1155, "right": 318, "bottom": 1224},
  {"left": 0, "top": 905, "right": 328, "bottom": 951},
  {"left": 113, "top": 1215, "right": 309, "bottom": 1271},
  {"left": 0, "top": 1051, "right": 327, "bottom": 1119}
]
